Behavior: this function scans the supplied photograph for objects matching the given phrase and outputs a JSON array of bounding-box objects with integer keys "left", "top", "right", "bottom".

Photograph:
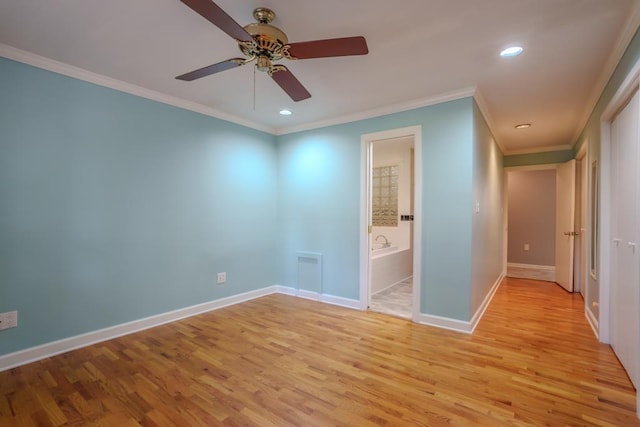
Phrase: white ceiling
[{"left": 0, "top": 0, "right": 638, "bottom": 154}]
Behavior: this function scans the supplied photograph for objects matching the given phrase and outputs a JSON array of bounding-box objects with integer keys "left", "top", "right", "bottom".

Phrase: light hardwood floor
[{"left": 0, "top": 277, "right": 638, "bottom": 426}]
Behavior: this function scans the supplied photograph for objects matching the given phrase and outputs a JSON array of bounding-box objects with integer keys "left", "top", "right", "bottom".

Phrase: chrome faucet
[{"left": 375, "top": 235, "right": 390, "bottom": 248}]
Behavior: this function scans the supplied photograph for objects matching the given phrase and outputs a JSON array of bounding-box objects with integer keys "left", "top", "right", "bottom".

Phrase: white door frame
[
  {"left": 574, "top": 144, "right": 588, "bottom": 298},
  {"left": 598, "top": 58, "right": 640, "bottom": 345},
  {"left": 360, "top": 126, "right": 422, "bottom": 320},
  {"left": 599, "top": 58, "right": 640, "bottom": 418},
  {"left": 504, "top": 163, "right": 561, "bottom": 279}
]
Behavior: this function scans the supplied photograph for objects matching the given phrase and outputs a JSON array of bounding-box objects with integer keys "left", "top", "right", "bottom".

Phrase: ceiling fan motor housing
[{"left": 239, "top": 8, "right": 289, "bottom": 72}]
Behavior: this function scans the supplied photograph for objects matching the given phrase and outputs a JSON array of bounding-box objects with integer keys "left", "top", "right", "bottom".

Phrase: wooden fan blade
[
  {"left": 286, "top": 36, "right": 368, "bottom": 59},
  {"left": 270, "top": 67, "right": 311, "bottom": 102},
  {"left": 180, "top": 0, "right": 252, "bottom": 42},
  {"left": 176, "top": 58, "right": 245, "bottom": 81}
]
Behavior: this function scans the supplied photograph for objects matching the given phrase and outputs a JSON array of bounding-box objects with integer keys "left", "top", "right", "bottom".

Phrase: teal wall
[
  {"left": 573, "top": 27, "right": 640, "bottom": 322},
  {"left": 503, "top": 150, "right": 574, "bottom": 167},
  {"left": 470, "top": 101, "right": 504, "bottom": 316},
  {"left": 1, "top": 55, "right": 504, "bottom": 357},
  {"left": 0, "top": 58, "right": 279, "bottom": 355},
  {"left": 278, "top": 98, "right": 477, "bottom": 320}
]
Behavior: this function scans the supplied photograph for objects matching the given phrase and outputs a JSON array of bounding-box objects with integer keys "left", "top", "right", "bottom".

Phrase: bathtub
[
  {"left": 371, "top": 244, "right": 398, "bottom": 258},
  {"left": 371, "top": 246, "right": 412, "bottom": 294}
]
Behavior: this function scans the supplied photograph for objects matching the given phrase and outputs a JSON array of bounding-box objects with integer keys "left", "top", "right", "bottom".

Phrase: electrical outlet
[
  {"left": 217, "top": 272, "right": 227, "bottom": 284},
  {"left": 0, "top": 311, "right": 18, "bottom": 331},
  {"left": 524, "top": 243, "right": 530, "bottom": 251}
]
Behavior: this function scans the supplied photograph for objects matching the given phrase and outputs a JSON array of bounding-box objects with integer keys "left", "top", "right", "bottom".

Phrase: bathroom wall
[
  {"left": 0, "top": 57, "right": 279, "bottom": 355},
  {"left": 371, "top": 137, "right": 414, "bottom": 251}
]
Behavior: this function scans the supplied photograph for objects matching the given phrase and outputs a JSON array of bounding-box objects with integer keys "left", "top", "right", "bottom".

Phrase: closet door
[{"left": 610, "top": 90, "right": 639, "bottom": 388}]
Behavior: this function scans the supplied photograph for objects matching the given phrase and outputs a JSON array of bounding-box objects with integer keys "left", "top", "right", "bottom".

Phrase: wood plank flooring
[{"left": 0, "top": 277, "right": 638, "bottom": 426}]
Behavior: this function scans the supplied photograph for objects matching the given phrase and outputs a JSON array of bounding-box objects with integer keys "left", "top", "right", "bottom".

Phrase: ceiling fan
[{"left": 176, "top": 0, "right": 369, "bottom": 102}]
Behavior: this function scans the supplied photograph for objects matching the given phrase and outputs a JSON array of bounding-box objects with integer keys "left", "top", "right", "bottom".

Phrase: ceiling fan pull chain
[{"left": 253, "top": 65, "right": 256, "bottom": 111}]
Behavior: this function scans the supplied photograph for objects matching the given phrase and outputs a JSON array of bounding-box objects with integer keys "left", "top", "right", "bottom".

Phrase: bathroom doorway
[{"left": 359, "top": 126, "right": 422, "bottom": 320}]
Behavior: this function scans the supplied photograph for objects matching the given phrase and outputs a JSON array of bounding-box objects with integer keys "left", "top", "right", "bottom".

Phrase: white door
[
  {"left": 555, "top": 159, "right": 576, "bottom": 292},
  {"left": 579, "top": 157, "right": 588, "bottom": 298},
  {"left": 573, "top": 157, "right": 588, "bottom": 297},
  {"left": 610, "top": 90, "right": 639, "bottom": 389}
]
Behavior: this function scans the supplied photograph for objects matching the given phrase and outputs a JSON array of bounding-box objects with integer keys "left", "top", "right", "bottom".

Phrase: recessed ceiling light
[
  {"left": 279, "top": 109, "right": 292, "bottom": 116},
  {"left": 515, "top": 123, "right": 531, "bottom": 129},
  {"left": 500, "top": 46, "right": 523, "bottom": 57}
]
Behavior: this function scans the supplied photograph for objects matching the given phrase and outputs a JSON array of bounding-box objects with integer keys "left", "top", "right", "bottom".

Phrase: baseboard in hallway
[{"left": 507, "top": 263, "right": 555, "bottom": 282}]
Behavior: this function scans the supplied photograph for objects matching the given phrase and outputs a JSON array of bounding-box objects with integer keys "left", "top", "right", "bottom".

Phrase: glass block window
[{"left": 372, "top": 165, "right": 398, "bottom": 227}]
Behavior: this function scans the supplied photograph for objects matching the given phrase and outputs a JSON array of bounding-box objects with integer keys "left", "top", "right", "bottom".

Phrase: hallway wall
[{"left": 507, "top": 169, "right": 556, "bottom": 266}]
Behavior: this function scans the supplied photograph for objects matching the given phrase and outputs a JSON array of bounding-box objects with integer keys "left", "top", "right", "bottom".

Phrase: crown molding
[
  {"left": 569, "top": 2, "right": 640, "bottom": 147},
  {"left": 276, "top": 86, "right": 477, "bottom": 135},
  {"left": 472, "top": 87, "right": 504, "bottom": 153},
  {"left": 0, "top": 44, "right": 480, "bottom": 138},
  {"left": 0, "top": 43, "right": 275, "bottom": 135},
  {"left": 503, "top": 144, "right": 573, "bottom": 156}
]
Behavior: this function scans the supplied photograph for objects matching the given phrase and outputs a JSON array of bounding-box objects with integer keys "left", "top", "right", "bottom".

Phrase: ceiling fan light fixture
[
  {"left": 279, "top": 109, "right": 292, "bottom": 116},
  {"left": 500, "top": 46, "right": 523, "bottom": 57},
  {"left": 256, "top": 55, "right": 272, "bottom": 72},
  {"left": 515, "top": 123, "right": 531, "bottom": 129}
]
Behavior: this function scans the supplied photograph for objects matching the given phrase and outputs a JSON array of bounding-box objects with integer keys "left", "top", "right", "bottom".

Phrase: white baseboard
[
  {"left": 276, "top": 286, "right": 361, "bottom": 310},
  {"left": 0, "top": 285, "right": 360, "bottom": 372},
  {"left": 416, "top": 312, "right": 474, "bottom": 334},
  {"left": 585, "top": 306, "right": 599, "bottom": 340},
  {"left": 415, "top": 273, "right": 504, "bottom": 334},
  {"left": 507, "top": 263, "right": 555, "bottom": 282},
  {"left": 469, "top": 273, "right": 504, "bottom": 333}
]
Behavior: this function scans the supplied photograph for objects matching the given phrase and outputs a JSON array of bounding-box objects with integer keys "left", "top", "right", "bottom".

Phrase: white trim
[
  {"left": 417, "top": 274, "right": 503, "bottom": 334},
  {"left": 359, "top": 126, "right": 423, "bottom": 322},
  {"left": 469, "top": 274, "right": 504, "bottom": 333},
  {"left": 0, "top": 285, "right": 281, "bottom": 372},
  {"left": 597, "top": 58, "right": 640, "bottom": 344},
  {"left": 506, "top": 263, "right": 556, "bottom": 282},
  {"left": 599, "top": 121, "right": 611, "bottom": 344},
  {"left": 602, "top": 61, "right": 640, "bottom": 121},
  {"left": 0, "top": 43, "right": 275, "bottom": 135},
  {"left": 0, "top": 285, "right": 361, "bottom": 372},
  {"left": 585, "top": 306, "right": 600, "bottom": 340},
  {"left": 416, "top": 313, "right": 474, "bottom": 334},
  {"left": 503, "top": 144, "right": 573, "bottom": 156},
  {"left": 472, "top": 88, "right": 504, "bottom": 153},
  {"left": 274, "top": 287, "right": 361, "bottom": 310},
  {"left": 273, "top": 285, "right": 298, "bottom": 297},
  {"left": 279, "top": 88, "right": 474, "bottom": 136},
  {"left": 571, "top": 2, "right": 640, "bottom": 147},
  {"left": 0, "top": 44, "right": 476, "bottom": 139},
  {"left": 504, "top": 163, "right": 561, "bottom": 172},
  {"left": 506, "top": 263, "right": 555, "bottom": 271}
]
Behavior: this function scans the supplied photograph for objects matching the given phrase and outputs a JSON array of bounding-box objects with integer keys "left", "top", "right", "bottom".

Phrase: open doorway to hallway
[{"left": 504, "top": 161, "right": 589, "bottom": 305}]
